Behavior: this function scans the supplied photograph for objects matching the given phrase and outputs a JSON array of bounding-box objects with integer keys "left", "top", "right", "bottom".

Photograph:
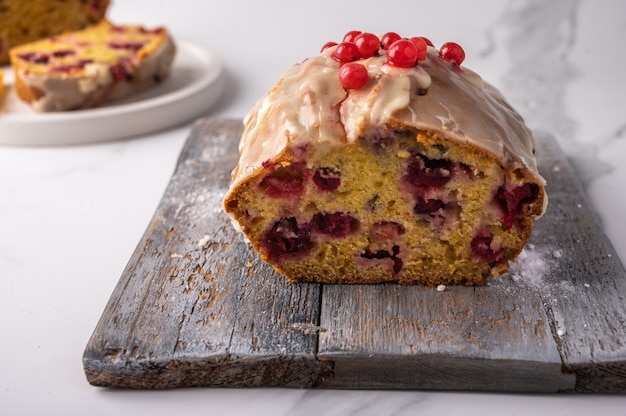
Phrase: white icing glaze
[
  {"left": 78, "top": 63, "right": 112, "bottom": 94},
  {"left": 230, "top": 44, "right": 547, "bottom": 206}
]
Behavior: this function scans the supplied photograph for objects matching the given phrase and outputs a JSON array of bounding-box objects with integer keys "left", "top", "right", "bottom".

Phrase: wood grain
[
  {"left": 83, "top": 119, "right": 329, "bottom": 388},
  {"left": 529, "top": 137, "right": 626, "bottom": 392},
  {"left": 318, "top": 283, "right": 573, "bottom": 391},
  {"left": 83, "top": 118, "right": 626, "bottom": 392}
]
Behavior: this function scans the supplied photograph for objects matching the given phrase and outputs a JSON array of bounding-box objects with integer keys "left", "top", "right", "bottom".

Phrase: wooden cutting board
[{"left": 83, "top": 118, "right": 626, "bottom": 392}]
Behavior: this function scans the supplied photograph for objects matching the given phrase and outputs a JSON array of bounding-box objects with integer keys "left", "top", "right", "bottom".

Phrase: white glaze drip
[{"left": 230, "top": 44, "right": 546, "bottom": 204}]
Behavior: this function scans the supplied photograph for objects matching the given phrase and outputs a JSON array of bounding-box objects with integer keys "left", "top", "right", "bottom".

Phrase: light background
[{"left": 1, "top": 1, "right": 626, "bottom": 414}]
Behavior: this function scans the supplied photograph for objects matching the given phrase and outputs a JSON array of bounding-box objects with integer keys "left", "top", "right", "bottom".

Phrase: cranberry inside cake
[{"left": 223, "top": 30, "right": 546, "bottom": 285}]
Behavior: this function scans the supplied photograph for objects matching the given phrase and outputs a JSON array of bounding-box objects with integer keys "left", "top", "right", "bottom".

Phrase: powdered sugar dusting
[
  {"left": 505, "top": 242, "right": 577, "bottom": 296},
  {"left": 198, "top": 234, "right": 210, "bottom": 247},
  {"left": 508, "top": 244, "right": 553, "bottom": 289},
  {"left": 505, "top": 243, "right": 587, "bottom": 341}
]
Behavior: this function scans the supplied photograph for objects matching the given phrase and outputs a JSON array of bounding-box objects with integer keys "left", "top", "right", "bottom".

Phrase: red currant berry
[
  {"left": 386, "top": 39, "right": 418, "bottom": 67},
  {"left": 354, "top": 32, "right": 380, "bottom": 58},
  {"left": 321, "top": 41, "right": 338, "bottom": 52},
  {"left": 420, "top": 36, "right": 434, "bottom": 47},
  {"left": 439, "top": 42, "right": 465, "bottom": 66},
  {"left": 338, "top": 62, "right": 369, "bottom": 89},
  {"left": 409, "top": 37, "right": 428, "bottom": 61},
  {"left": 381, "top": 32, "right": 402, "bottom": 50},
  {"left": 343, "top": 30, "right": 362, "bottom": 43},
  {"left": 332, "top": 42, "right": 360, "bottom": 63}
]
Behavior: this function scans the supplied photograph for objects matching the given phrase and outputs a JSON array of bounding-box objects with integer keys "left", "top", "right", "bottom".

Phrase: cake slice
[
  {"left": 223, "top": 31, "right": 547, "bottom": 286},
  {"left": 0, "top": 0, "right": 110, "bottom": 65},
  {"left": 9, "top": 20, "right": 176, "bottom": 112}
]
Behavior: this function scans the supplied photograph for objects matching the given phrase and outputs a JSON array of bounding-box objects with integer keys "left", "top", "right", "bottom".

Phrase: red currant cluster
[{"left": 321, "top": 30, "right": 465, "bottom": 90}]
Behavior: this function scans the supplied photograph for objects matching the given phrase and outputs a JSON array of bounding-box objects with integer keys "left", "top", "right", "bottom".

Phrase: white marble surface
[{"left": 1, "top": 0, "right": 626, "bottom": 414}]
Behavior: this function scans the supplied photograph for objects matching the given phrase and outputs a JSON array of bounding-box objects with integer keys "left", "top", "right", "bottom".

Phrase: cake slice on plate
[{"left": 9, "top": 20, "right": 176, "bottom": 112}]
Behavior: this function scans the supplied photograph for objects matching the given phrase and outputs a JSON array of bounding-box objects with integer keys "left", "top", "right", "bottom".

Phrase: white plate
[{"left": 0, "top": 41, "right": 224, "bottom": 146}]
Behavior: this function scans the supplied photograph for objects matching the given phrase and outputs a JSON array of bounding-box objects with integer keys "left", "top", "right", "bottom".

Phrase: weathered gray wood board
[{"left": 83, "top": 118, "right": 626, "bottom": 392}]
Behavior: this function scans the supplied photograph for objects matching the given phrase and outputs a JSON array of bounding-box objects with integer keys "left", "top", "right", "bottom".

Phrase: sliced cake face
[
  {"left": 9, "top": 20, "right": 176, "bottom": 111},
  {"left": 224, "top": 31, "right": 547, "bottom": 286},
  {"left": 226, "top": 128, "right": 542, "bottom": 285},
  {"left": 0, "top": 0, "right": 111, "bottom": 65}
]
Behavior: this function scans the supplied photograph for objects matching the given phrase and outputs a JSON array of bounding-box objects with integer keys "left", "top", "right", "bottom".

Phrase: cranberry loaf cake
[
  {"left": 9, "top": 20, "right": 175, "bottom": 112},
  {"left": 0, "top": 0, "right": 110, "bottom": 65},
  {"left": 223, "top": 31, "right": 547, "bottom": 286}
]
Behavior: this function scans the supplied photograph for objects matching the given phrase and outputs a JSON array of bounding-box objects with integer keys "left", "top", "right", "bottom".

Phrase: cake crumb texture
[{"left": 0, "top": 0, "right": 110, "bottom": 65}]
